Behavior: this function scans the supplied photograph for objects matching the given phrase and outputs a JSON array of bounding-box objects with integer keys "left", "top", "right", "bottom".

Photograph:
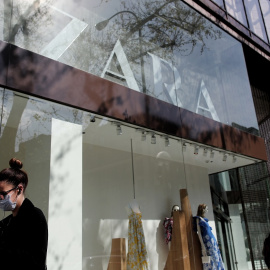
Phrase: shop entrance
[
  {"left": 214, "top": 207, "right": 238, "bottom": 270},
  {"left": 210, "top": 173, "right": 240, "bottom": 270}
]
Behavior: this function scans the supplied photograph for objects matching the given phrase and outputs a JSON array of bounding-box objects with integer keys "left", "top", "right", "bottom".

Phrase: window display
[{"left": 0, "top": 89, "right": 265, "bottom": 269}]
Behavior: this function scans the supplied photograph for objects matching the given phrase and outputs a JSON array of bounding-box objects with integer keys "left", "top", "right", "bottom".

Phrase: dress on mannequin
[
  {"left": 163, "top": 217, "right": 173, "bottom": 244},
  {"left": 126, "top": 200, "right": 149, "bottom": 270},
  {"left": 194, "top": 204, "right": 224, "bottom": 270},
  {"left": 163, "top": 205, "right": 180, "bottom": 245}
]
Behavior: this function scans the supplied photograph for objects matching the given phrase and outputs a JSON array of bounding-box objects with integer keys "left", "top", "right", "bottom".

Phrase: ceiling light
[
  {"left": 233, "top": 155, "right": 237, "bottom": 163},
  {"left": 223, "top": 153, "right": 227, "bottom": 162},
  {"left": 151, "top": 133, "right": 156, "bottom": 144},
  {"left": 182, "top": 142, "right": 187, "bottom": 152},
  {"left": 116, "top": 124, "right": 122, "bottom": 135},
  {"left": 165, "top": 136, "right": 170, "bottom": 147},
  {"left": 194, "top": 145, "right": 199, "bottom": 155},
  {"left": 203, "top": 148, "right": 208, "bottom": 157},
  {"left": 90, "top": 114, "right": 96, "bottom": 122},
  {"left": 210, "top": 150, "right": 215, "bottom": 159},
  {"left": 141, "top": 131, "right": 147, "bottom": 141}
]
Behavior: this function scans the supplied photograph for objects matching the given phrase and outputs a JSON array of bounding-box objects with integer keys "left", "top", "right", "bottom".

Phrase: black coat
[{"left": 0, "top": 198, "right": 48, "bottom": 270}]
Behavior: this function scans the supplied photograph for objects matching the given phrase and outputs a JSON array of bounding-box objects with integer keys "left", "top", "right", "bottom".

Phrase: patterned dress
[
  {"left": 127, "top": 208, "right": 150, "bottom": 270},
  {"left": 194, "top": 216, "right": 225, "bottom": 270}
]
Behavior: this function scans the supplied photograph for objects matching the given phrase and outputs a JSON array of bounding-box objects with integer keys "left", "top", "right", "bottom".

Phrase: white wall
[{"left": 185, "top": 164, "right": 217, "bottom": 238}]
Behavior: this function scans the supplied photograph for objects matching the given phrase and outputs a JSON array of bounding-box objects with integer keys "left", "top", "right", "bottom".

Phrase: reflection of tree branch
[
  {"left": 8, "top": 0, "right": 40, "bottom": 42},
  {"left": 122, "top": 0, "right": 175, "bottom": 43},
  {"left": 112, "top": 0, "right": 222, "bottom": 58}
]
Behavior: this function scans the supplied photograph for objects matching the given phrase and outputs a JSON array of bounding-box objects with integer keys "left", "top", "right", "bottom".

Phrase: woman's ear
[{"left": 17, "top": 185, "right": 24, "bottom": 195}]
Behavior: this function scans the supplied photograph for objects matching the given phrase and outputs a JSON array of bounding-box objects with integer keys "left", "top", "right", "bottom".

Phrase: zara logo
[{"left": 101, "top": 39, "right": 220, "bottom": 122}]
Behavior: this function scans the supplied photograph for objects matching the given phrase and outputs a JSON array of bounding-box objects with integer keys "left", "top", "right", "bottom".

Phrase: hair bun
[{"left": 9, "top": 158, "right": 23, "bottom": 169}]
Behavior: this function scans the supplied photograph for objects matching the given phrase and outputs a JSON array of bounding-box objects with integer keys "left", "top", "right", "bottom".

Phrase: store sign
[{"left": 101, "top": 39, "right": 220, "bottom": 121}]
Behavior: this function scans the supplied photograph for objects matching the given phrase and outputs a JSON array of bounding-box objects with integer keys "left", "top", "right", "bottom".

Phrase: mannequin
[
  {"left": 163, "top": 205, "right": 180, "bottom": 246},
  {"left": 125, "top": 199, "right": 141, "bottom": 215},
  {"left": 126, "top": 199, "right": 149, "bottom": 270},
  {"left": 194, "top": 204, "right": 224, "bottom": 270}
]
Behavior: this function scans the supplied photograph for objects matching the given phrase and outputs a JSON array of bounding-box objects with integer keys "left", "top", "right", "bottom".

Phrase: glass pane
[
  {"left": 0, "top": 0, "right": 12, "bottom": 41},
  {"left": 4, "top": 0, "right": 258, "bottom": 132},
  {"left": 82, "top": 117, "right": 134, "bottom": 269},
  {"left": 132, "top": 132, "right": 187, "bottom": 269},
  {"left": 0, "top": 89, "right": 85, "bottom": 269},
  {"left": 259, "top": 0, "right": 270, "bottom": 41},
  {"left": 212, "top": 0, "right": 226, "bottom": 9},
  {"left": 244, "top": 0, "right": 268, "bottom": 41},
  {"left": 225, "top": 0, "right": 249, "bottom": 26}
]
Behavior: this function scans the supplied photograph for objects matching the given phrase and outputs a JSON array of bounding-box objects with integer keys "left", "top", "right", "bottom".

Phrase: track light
[
  {"left": 165, "top": 136, "right": 170, "bottom": 147},
  {"left": 223, "top": 153, "right": 227, "bottom": 162},
  {"left": 233, "top": 155, "right": 237, "bottom": 163},
  {"left": 182, "top": 142, "right": 187, "bottom": 152},
  {"left": 203, "top": 148, "right": 208, "bottom": 157},
  {"left": 210, "top": 150, "right": 215, "bottom": 159},
  {"left": 141, "top": 131, "right": 147, "bottom": 141},
  {"left": 90, "top": 114, "right": 96, "bottom": 122},
  {"left": 194, "top": 145, "right": 199, "bottom": 155},
  {"left": 116, "top": 124, "right": 122, "bottom": 135},
  {"left": 151, "top": 133, "right": 156, "bottom": 144}
]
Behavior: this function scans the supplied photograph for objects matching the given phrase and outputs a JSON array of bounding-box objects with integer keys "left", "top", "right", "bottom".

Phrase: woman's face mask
[{"left": 0, "top": 192, "right": 17, "bottom": 211}]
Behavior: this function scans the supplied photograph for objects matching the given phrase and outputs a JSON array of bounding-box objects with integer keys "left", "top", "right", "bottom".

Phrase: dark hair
[
  {"left": 263, "top": 233, "right": 270, "bottom": 268},
  {"left": 197, "top": 204, "right": 207, "bottom": 217},
  {"left": 0, "top": 158, "right": 28, "bottom": 190}
]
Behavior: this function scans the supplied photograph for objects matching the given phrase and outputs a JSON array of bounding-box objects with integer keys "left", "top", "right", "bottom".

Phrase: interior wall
[{"left": 185, "top": 164, "right": 217, "bottom": 237}]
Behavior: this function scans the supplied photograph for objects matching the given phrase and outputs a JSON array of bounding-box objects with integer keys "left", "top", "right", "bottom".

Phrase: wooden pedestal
[
  {"left": 107, "top": 238, "right": 127, "bottom": 270},
  {"left": 164, "top": 210, "right": 191, "bottom": 270},
  {"left": 180, "top": 189, "right": 203, "bottom": 270}
]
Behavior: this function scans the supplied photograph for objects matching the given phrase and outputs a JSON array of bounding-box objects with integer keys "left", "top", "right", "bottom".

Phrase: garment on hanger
[
  {"left": 163, "top": 217, "right": 173, "bottom": 244},
  {"left": 127, "top": 206, "right": 149, "bottom": 270},
  {"left": 194, "top": 216, "right": 225, "bottom": 270}
]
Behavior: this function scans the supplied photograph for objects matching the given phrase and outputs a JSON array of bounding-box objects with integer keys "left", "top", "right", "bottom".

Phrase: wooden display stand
[
  {"left": 180, "top": 189, "right": 203, "bottom": 270},
  {"left": 164, "top": 210, "right": 191, "bottom": 270},
  {"left": 107, "top": 238, "right": 127, "bottom": 270}
]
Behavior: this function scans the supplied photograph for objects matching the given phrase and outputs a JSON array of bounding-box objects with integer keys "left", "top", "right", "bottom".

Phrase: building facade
[{"left": 0, "top": 0, "right": 270, "bottom": 269}]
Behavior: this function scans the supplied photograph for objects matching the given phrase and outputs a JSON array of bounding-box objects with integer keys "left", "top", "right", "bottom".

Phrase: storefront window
[
  {"left": 0, "top": 89, "right": 265, "bottom": 269},
  {"left": 0, "top": 0, "right": 259, "bottom": 133}
]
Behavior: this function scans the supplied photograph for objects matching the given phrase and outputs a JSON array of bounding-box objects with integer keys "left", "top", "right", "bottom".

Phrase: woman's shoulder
[
  {"left": 22, "top": 199, "right": 47, "bottom": 222},
  {"left": 0, "top": 213, "right": 12, "bottom": 225}
]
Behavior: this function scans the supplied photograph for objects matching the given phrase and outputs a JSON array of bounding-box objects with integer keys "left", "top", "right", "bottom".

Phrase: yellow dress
[{"left": 127, "top": 209, "right": 150, "bottom": 270}]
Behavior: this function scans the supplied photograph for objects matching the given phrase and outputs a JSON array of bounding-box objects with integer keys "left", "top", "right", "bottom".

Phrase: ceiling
[{"left": 83, "top": 115, "right": 260, "bottom": 174}]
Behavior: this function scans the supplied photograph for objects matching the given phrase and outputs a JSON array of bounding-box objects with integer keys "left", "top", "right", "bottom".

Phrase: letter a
[
  {"left": 196, "top": 80, "right": 220, "bottom": 121},
  {"left": 101, "top": 39, "right": 140, "bottom": 92}
]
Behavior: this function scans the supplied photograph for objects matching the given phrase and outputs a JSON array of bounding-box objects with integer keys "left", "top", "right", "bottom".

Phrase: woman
[{"left": 0, "top": 158, "right": 48, "bottom": 270}]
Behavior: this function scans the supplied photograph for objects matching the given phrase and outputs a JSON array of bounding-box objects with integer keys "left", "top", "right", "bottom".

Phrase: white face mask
[{"left": 0, "top": 192, "right": 17, "bottom": 211}]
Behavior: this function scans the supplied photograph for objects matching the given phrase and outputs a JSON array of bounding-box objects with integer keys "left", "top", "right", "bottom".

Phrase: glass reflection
[{"left": 1, "top": 0, "right": 259, "bottom": 132}]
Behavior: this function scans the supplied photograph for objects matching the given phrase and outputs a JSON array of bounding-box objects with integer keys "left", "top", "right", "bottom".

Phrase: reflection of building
[{"left": 0, "top": 0, "right": 270, "bottom": 269}]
